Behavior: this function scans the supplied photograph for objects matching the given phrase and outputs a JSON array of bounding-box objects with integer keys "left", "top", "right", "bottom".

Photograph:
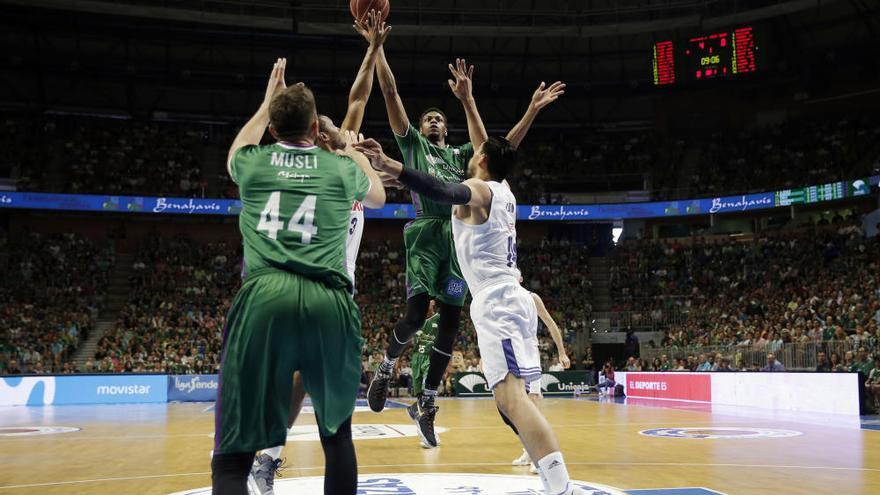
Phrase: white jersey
[
  {"left": 344, "top": 200, "right": 364, "bottom": 286},
  {"left": 451, "top": 180, "right": 521, "bottom": 295}
]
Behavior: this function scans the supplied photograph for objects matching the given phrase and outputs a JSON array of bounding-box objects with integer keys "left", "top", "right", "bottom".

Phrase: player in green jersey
[
  {"left": 247, "top": 12, "right": 391, "bottom": 494},
  {"left": 410, "top": 300, "right": 439, "bottom": 398},
  {"left": 211, "top": 57, "right": 385, "bottom": 495},
  {"left": 367, "top": 40, "right": 566, "bottom": 449}
]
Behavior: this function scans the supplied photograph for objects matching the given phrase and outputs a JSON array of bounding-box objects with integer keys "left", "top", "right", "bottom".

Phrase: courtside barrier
[
  {"left": 453, "top": 371, "right": 590, "bottom": 396},
  {"left": 0, "top": 374, "right": 168, "bottom": 406},
  {"left": 616, "top": 371, "right": 860, "bottom": 416}
]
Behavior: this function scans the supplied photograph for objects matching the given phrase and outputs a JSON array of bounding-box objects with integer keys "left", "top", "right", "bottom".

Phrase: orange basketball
[{"left": 350, "top": 0, "right": 390, "bottom": 22}]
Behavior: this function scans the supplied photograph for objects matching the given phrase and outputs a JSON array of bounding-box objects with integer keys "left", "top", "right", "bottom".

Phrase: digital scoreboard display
[
  {"left": 774, "top": 179, "right": 870, "bottom": 207},
  {"left": 652, "top": 26, "right": 758, "bottom": 86}
]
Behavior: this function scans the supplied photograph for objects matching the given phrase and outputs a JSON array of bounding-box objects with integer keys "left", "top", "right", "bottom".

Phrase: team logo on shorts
[
  {"left": 0, "top": 426, "right": 80, "bottom": 437},
  {"left": 445, "top": 277, "right": 466, "bottom": 298},
  {"left": 169, "top": 473, "right": 628, "bottom": 494},
  {"left": 285, "top": 424, "right": 448, "bottom": 442},
  {"left": 639, "top": 427, "right": 802, "bottom": 439}
]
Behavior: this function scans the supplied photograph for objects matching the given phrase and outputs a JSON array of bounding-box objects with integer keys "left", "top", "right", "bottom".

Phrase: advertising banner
[
  {"left": 1, "top": 174, "right": 875, "bottom": 221},
  {"left": 453, "top": 371, "right": 590, "bottom": 396},
  {"left": 0, "top": 374, "right": 167, "bottom": 406},
  {"left": 167, "top": 374, "right": 219, "bottom": 402},
  {"left": 622, "top": 372, "right": 712, "bottom": 402}
]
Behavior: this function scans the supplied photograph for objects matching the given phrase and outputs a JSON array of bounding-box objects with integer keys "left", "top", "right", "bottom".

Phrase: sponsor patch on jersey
[
  {"left": 445, "top": 277, "right": 466, "bottom": 298},
  {"left": 284, "top": 424, "right": 448, "bottom": 442},
  {"left": 169, "top": 473, "right": 628, "bottom": 495},
  {"left": 0, "top": 426, "right": 80, "bottom": 437},
  {"left": 639, "top": 427, "right": 802, "bottom": 439}
]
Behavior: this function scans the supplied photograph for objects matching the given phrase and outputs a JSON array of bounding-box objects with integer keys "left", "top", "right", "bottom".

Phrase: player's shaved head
[
  {"left": 269, "top": 83, "right": 317, "bottom": 142},
  {"left": 317, "top": 114, "right": 345, "bottom": 151}
]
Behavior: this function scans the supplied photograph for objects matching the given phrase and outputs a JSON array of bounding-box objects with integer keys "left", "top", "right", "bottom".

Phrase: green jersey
[
  {"left": 230, "top": 143, "right": 370, "bottom": 289},
  {"left": 413, "top": 313, "right": 440, "bottom": 357},
  {"left": 394, "top": 124, "right": 473, "bottom": 218}
]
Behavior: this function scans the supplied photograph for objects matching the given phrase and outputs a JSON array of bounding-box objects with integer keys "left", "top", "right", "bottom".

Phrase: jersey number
[
  {"left": 256, "top": 191, "right": 318, "bottom": 244},
  {"left": 506, "top": 235, "right": 518, "bottom": 267}
]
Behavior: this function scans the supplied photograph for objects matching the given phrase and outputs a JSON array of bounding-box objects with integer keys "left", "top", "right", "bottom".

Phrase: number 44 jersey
[
  {"left": 229, "top": 142, "right": 371, "bottom": 290},
  {"left": 451, "top": 180, "right": 521, "bottom": 295}
]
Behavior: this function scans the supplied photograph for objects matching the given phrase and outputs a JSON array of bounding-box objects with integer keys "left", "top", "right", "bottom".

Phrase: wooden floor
[{"left": 0, "top": 396, "right": 878, "bottom": 494}]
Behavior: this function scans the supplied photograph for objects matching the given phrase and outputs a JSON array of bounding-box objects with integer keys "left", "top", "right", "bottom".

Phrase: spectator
[
  {"left": 762, "top": 353, "right": 786, "bottom": 372},
  {"left": 815, "top": 352, "right": 831, "bottom": 372}
]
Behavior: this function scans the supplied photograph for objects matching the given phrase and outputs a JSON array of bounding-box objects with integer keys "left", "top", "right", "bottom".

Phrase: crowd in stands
[
  {"left": 609, "top": 217, "right": 880, "bottom": 384},
  {"left": 0, "top": 232, "right": 114, "bottom": 375},
  {"left": 91, "top": 236, "right": 239, "bottom": 374},
  {"left": 6, "top": 113, "right": 876, "bottom": 204},
  {"left": 687, "top": 116, "right": 878, "bottom": 198}
]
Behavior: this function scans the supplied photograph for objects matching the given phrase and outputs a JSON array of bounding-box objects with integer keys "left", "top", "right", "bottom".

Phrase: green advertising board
[{"left": 453, "top": 371, "right": 591, "bottom": 397}]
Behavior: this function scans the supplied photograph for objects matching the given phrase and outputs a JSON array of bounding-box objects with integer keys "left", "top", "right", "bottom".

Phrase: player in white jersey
[
  {"left": 513, "top": 290, "right": 571, "bottom": 473},
  {"left": 357, "top": 135, "right": 594, "bottom": 495},
  {"left": 247, "top": 11, "right": 389, "bottom": 495}
]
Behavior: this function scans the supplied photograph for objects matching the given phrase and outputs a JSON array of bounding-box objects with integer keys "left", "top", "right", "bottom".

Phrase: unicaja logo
[{"left": 174, "top": 376, "right": 218, "bottom": 393}]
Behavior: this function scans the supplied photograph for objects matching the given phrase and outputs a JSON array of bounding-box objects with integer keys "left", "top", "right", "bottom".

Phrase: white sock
[
  {"left": 262, "top": 445, "right": 283, "bottom": 460},
  {"left": 536, "top": 451, "right": 570, "bottom": 494}
]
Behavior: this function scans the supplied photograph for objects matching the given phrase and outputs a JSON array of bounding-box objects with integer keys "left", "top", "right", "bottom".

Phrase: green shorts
[
  {"left": 411, "top": 351, "right": 432, "bottom": 396},
  {"left": 214, "top": 268, "right": 363, "bottom": 454},
  {"left": 404, "top": 217, "right": 468, "bottom": 306}
]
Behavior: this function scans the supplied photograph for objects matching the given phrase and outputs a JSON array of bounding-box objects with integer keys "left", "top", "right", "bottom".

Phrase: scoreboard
[
  {"left": 653, "top": 26, "right": 758, "bottom": 86},
  {"left": 774, "top": 179, "right": 871, "bottom": 207}
]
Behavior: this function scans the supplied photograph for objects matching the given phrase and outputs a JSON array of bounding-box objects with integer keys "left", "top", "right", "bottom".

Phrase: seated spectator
[
  {"left": 716, "top": 358, "right": 735, "bottom": 372},
  {"left": 762, "top": 353, "right": 786, "bottom": 372},
  {"left": 597, "top": 363, "right": 616, "bottom": 395},
  {"left": 867, "top": 356, "right": 880, "bottom": 411},
  {"left": 815, "top": 352, "right": 831, "bottom": 372}
]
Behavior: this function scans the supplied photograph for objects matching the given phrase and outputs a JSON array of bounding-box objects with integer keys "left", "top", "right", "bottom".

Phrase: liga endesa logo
[
  {"left": 624, "top": 373, "right": 711, "bottom": 402},
  {"left": 640, "top": 427, "right": 803, "bottom": 439},
  {"left": 169, "top": 473, "right": 629, "bottom": 495}
]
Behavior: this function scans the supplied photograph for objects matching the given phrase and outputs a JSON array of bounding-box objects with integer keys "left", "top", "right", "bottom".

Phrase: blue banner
[
  {"left": 1, "top": 175, "right": 875, "bottom": 221},
  {"left": 167, "top": 374, "right": 219, "bottom": 402},
  {"left": 0, "top": 375, "right": 168, "bottom": 406}
]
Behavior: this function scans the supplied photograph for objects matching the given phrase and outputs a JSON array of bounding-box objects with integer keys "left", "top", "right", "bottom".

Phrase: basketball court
[{"left": 1, "top": 395, "right": 877, "bottom": 494}]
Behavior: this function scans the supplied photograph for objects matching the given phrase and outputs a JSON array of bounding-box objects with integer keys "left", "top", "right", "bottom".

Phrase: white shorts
[{"left": 471, "top": 283, "right": 541, "bottom": 390}]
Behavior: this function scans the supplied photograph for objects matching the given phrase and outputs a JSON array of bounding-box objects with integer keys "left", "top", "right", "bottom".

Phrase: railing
[
  {"left": 593, "top": 310, "right": 687, "bottom": 331},
  {"left": 640, "top": 340, "right": 878, "bottom": 371}
]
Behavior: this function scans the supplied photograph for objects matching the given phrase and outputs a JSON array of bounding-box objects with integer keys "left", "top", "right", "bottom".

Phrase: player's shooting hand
[
  {"left": 354, "top": 10, "right": 391, "bottom": 47},
  {"left": 530, "top": 81, "right": 565, "bottom": 111},
  {"left": 447, "top": 58, "right": 475, "bottom": 102},
  {"left": 262, "top": 58, "right": 287, "bottom": 107}
]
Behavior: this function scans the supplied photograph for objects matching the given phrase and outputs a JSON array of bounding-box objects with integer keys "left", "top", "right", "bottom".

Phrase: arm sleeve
[
  {"left": 228, "top": 145, "right": 259, "bottom": 184},
  {"left": 398, "top": 167, "right": 471, "bottom": 205}
]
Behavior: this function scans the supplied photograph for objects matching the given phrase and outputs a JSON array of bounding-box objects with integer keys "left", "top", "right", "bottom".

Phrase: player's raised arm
[
  {"left": 531, "top": 292, "right": 571, "bottom": 369},
  {"left": 339, "top": 131, "right": 386, "bottom": 209},
  {"left": 376, "top": 46, "right": 409, "bottom": 136},
  {"left": 355, "top": 138, "right": 490, "bottom": 208},
  {"left": 505, "top": 81, "right": 565, "bottom": 150},
  {"left": 448, "top": 58, "right": 488, "bottom": 150},
  {"left": 341, "top": 11, "right": 391, "bottom": 133},
  {"left": 227, "top": 58, "right": 287, "bottom": 179}
]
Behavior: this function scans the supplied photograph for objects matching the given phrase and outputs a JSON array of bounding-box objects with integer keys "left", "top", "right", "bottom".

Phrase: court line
[{"left": 2, "top": 460, "right": 879, "bottom": 489}]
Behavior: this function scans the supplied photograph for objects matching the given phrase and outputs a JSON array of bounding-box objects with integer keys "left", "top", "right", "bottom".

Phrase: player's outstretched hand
[
  {"left": 447, "top": 58, "right": 475, "bottom": 102},
  {"left": 530, "top": 81, "right": 565, "bottom": 111},
  {"left": 262, "top": 58, "right": 287, "bottom": 108},
  {"left": 354, "top": 10, "right": 391, "bottom": 47},
  {"left": 352, "top": 138, "right": 385, "bottom": 163}
]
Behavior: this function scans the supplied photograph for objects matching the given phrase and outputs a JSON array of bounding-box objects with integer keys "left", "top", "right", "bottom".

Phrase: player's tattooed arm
[
  {"left": 448, "top": 58, "right": 488, "bottom": 150},
  {"left": 227, "top": 58, "right": 287, "bottom": 178},
  {"left": 505, "top": 81, "right": 566, "bottom": 150},
  {"left": 376, "top": 46, "right": 409, "bottom": 136},
  {"left": 341, "top": 10, "right": 391, "bottom": 133},
  {"left": 531, "top": 292, "right": 571, "bottom": 369}
]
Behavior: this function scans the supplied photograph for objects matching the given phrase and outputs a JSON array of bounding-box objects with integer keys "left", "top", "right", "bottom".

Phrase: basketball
[{"left": 350, "top": 0, "right": 390, "bottom": 22}]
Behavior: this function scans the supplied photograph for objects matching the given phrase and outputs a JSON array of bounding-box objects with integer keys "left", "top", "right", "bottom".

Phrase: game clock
[{"left": 653, "top": 26, "right": 757, "bottom": 86}]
